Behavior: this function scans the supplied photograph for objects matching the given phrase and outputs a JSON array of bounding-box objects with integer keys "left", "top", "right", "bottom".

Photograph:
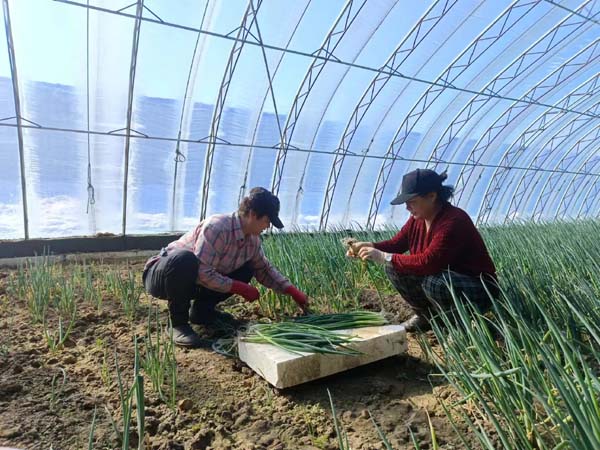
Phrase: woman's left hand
[{"left": 357, "top": 247, "right": 387, "bottom": 264}]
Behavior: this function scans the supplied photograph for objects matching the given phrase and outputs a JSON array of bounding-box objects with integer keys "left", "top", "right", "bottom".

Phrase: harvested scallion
[
  {"left": 242, "top": 322, "right": 361, "bottom": 355},
  {"left": 240, "top": 311, "right": 387, "bottom": 355},
  {"left": 288, "top": 311, "right": 387, "bottom": 330}
]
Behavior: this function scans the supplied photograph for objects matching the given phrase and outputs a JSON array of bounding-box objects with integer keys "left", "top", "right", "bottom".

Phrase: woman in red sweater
[{"left": 347, "top": 169, "right": 498, "bottom": 332}]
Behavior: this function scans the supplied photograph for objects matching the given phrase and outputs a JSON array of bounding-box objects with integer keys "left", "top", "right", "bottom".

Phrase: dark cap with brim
[
  {"left": 269, "top": 214, "right": 284, "bottom": 229},
  {"left": 390, "top": 192, "right": 420, "bottom": 205},
  {"left": 390, "top": 168, "right": 446, "bottom": 205},
  {"left": 247, "top": 187, "right": 284, "bottom": 229}
]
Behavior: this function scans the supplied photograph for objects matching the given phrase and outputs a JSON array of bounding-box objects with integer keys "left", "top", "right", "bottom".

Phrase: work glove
[
  {"left": 358, "top": 247, "right": 391, "bottom": 265},
  {"left": 284, "top": 285, "right": 309, "bottom": 312},
  {"left": 229, "top": 280, "right": 260, "bottom": 302},
  {"left": 344, "top": 240, "right": 373, "bottom": 258}
]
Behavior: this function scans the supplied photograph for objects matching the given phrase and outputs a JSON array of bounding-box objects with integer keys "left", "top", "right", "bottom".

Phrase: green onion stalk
[{"left": 240, "top": 311, "right": 387, "bottom": 355}]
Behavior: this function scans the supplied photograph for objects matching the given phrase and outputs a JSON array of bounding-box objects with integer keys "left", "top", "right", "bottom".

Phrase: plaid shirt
[{"left": 144, "top": 213, "right": 292, "bottom": 293}]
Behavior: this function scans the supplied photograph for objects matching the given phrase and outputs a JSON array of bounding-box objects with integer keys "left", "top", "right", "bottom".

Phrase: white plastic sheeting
[{"left": 0, "top": 0, "right": 599, "bottom": 239}]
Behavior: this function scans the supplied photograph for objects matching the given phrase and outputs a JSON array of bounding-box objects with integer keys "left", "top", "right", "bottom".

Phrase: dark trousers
[
  {"left": 143, "top": 249, "right": 253, "bottom": 326},
  {"left": 385, "top": 265, "right": 498, "bottom": 318}
]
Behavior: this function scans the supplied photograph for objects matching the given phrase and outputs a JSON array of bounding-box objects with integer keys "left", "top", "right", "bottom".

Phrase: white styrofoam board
[{"left": 238, "top": 325, "right": 407, "bottom": 388}]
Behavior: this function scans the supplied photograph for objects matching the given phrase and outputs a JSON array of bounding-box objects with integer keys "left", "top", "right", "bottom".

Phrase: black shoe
[
  {"left": 171, "top": 324, "right": 211, "bottom": 348},
  {"left": 190, "top": 309, "right": 243, "bottom": 329},
  {"left": 402, "top": 314, "right": 431, "bottom": 332}
]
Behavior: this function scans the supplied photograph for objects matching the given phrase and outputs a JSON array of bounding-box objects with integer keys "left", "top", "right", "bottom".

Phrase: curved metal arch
[
  {"left": 270, "top": 0, "right": 368, "bottom": 196},
  {"left": 475, "top": 69, "right": 600, "bottom": 224},
  {"left": 455, "top": 41, "right": 598, "bottom": 213},
  {"left": 453, "top": 36, "right": 600, "bottom": 211},
  {"left": 528, "top": 121, "right": 600, "bottom": 221},
  {"left": 263, "top": 0, "right": 396, "bottom": 226},
  {"left": 502, "top": 94, "right": 600, "bottom": 222},
  {"left": 543, "top": 0, "right": 600, "bottom": 25},
  {"left": 57, "top": 0, "right": 600, "bottom": 116},
  {"left": 498, "top": 101, "right": 600, "bottom": 222},
  {"left": 561, "top": 160, "right": 600, "bottom": 218},
  {"left": 199, "top": 0, "right": 264, "bottom": 220},
  {"left": 57, "top": 1, "right": 598, "bottom": 120},
  {"left": 169, "top": 0, "right": 213, "bottom": 230},
  {"left": 554, "top": 137, "right": 600, "bottom": 219},
  {"left": 339, "top": 148, "right": 370, "bottom": 225},
  {"left": 537, "top": 124, "right": 600, "bottom": 220},
  {"left": 240, "top": 0, "right": 288, "bottom": 200},
  {"left": 318, "top": 0, "right": 458, "bottom": 230},
  {"left": 577, "top": 147, "right": 600, "bottom": 217},
  {"left": 577, "top": 151, "right": 600, "bottom": 219},
  {"left": 364, "top": 0, "right": 542, "bottom": 229},
  {"left": 425, "top": 11, "right": 599, "bottom": 198},
  {"left": 121, "top": 0, "right": 144, "bottom": 234},
  {"left": 239, "top": 0, "right": 313, "bottom": 204},
  {"left": 335, "top": 2, "right": 482, "bottom": 230},
  {"left": 2, "top": 0, "right": 28, "bottom": 238},
  {"left": 289, "top": 0, "right": 401, "bottom": 226},
  {"left": 593, "top": 190, "right": 600, "bottom": 217},
  {"left": 533, "top": 126, "right": 600, "bottom": 221}
]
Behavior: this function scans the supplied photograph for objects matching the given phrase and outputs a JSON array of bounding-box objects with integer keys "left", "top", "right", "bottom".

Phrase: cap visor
[
  {"left": 270, "top": 215, "right": 284, "bottom": 229},
  {"left": 390, "top": 193, "right": 418, "bottom": 205}
]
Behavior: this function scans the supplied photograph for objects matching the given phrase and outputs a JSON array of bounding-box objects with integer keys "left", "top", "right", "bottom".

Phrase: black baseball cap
[
  {"left": 247, "top": 187, "right": 284, "bottom": 229},
  {"left": 390, "top": 169, "right": 447, "bottom": 205}
]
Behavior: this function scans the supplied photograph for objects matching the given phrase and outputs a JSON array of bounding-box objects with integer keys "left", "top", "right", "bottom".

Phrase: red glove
[
  {"left": 230, "top": 280, "right": 260, "bottom": 302},
  {"left": 284, "top": 285, "right": 308, "bottom": 309}
]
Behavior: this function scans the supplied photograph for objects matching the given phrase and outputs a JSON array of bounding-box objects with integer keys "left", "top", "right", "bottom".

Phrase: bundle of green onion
[
  {"left": 241, "top": 311, "right": 387, "bottom": 355},
  {"left": 288, "top": 311, "right": 387, "bottom": 330}
]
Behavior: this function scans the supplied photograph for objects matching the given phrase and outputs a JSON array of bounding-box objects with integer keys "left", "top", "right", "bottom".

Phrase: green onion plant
[{"left": 142, "top": 308, "right": 177, "bottom": 410}]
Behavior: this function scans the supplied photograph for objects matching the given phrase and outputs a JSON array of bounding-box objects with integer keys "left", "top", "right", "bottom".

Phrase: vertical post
[
  {"left": 3, "top": 0, "right": 29, "bottom": 238},
  {"left": 122, "top": 0, "right": 144, "bottom": 234}
]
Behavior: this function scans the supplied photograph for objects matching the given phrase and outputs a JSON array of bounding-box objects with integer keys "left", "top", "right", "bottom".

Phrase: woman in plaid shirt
[
  {"left": 143, "top": 187, "right": 308, "bottom": 348},
  {"left": 347, "top": 169, "right": 498, "bottom": 332}
]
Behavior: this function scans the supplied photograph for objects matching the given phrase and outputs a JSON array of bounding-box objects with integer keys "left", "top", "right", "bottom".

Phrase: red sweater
[{"left": 373, "top": 204, "right": 496, "bottom": 278}]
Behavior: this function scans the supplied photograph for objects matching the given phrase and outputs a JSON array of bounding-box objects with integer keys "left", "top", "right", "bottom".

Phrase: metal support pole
[{"left": 3, "top": 0, "right": 28, "bottom": 239}]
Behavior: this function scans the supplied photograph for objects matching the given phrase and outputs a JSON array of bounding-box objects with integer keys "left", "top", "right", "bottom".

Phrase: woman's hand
[
  {"left": 346, "top": 241, "right": 373, "bottom": 258},
  {"left": 357, "top": 247, "right": 389, "bottom": 265}
]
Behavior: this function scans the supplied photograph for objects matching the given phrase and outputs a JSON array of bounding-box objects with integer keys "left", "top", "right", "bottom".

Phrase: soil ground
[{"left": 0, "top": 260, "right": 493, "bottom": 450}]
